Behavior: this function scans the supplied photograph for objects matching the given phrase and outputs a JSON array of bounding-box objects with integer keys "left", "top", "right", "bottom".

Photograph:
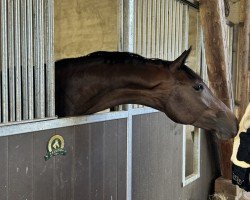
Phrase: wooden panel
[
  {"left": 132, "top": 115, "right": 141, "bottom": 200},
  {"left": 132, "top": 112, "right": 216, "bottom": 200},
  {"left": 148, "top": 113, "right": 160, "bottom": 200},
  {"left": 0, "top": 136, "right": 8, "bottom": 200},
  {"left": 8, "top": 134, "right": 33, "bottom": 200},
  {"left": 74, "top": 124, "right": 91, "bottom": 200},
  {"left": 103, "top": 120, "right": 118, "bottom": 200},
  {"left": 117, "top": 119, "right": 127, "bottom": 200},
  {"left": 139, "top": 115, "right": 150, "bottom": 200},
  {"left": 33, "top": 130, "right": 55, "bottom": 200},
  {"left": 90, "top": 122, "right": 104, "bottom": 200},
  {"left": 54, "top": 126, "right": 75, "bottom": 200},
  {"left": 74, "top": 119, "right": 127, "bottom": 200}
]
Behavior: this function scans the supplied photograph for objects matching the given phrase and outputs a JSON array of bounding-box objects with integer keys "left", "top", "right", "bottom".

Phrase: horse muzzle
[{"left": 192, "top": 110, "right": 239, "bottom": 140}]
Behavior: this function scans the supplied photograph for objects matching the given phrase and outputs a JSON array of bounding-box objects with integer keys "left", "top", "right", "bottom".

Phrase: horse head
[{"left": 162, "top": 48, "right": 238, "bottom": 139}]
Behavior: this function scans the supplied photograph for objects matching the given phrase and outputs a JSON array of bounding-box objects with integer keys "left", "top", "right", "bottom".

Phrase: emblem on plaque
[{"left": 44, "top": 135, "right": 67, "bottom": 161}]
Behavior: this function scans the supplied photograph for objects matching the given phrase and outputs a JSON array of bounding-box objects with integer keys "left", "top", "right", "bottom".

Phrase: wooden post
[
  {"left": 238, "top": 0, "right": 250, "bottom": 119},
  {"left": 199, "top": 0, "right": 233, "bottom": 180}
]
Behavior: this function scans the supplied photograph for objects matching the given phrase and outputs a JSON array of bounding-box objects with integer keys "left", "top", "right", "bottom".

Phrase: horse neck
[{"left": 82, "top": 62, "right": 173, "bottom": 114}]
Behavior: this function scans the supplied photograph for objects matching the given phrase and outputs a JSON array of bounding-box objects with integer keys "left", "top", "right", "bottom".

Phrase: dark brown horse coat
[{"left": 55, "top": 49, "right": 238, "bottom": 139}]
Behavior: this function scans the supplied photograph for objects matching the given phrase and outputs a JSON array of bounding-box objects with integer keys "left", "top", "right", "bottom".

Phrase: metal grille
[
  {"left": 0, "top": 0, "right": 55, "bottom": 124},
  {"left": 133, "top": 0, "right": 189, "bottom": 108}
]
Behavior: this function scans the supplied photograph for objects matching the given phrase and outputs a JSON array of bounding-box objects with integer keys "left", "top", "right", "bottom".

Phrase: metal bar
[
  {"left": 21, "top": 0, "right": 28, "bottom": 120},
  {"left": 182, "top": 5, "right": 189, "bottom": 51},
  {"left": 0, "top": 75, "right": 1, "bottom": 122},
  {"left": 175, "top": 1, "right": 180, "bottom": 57},
  {"left": 163, "top": 0, "right": 169, "bottom": 60},
  {"left": 179, "top": 3, "right": 183, "bottom": 55},
  {"left": 34, "top": 0, "right": 39, "bottom": 118},
  {"left": 122, "top": 0, "right": 135, "bottom": 53},
  {"left": 27, "top": 0, "right": 34, "bottom": 119},
  {"left": 45, "top": 0, "right": 55, "bottom": 117},
  {"left": 34, "top": 0, "right": 45, "bottom": 118},
  {"left": 8, "top": 0, "right": 15, "bottom": 121},
  {"left": 155, "top": 0, "right": 160, "bottom": 58},
  {"left": 1, "top": 0, "right": 9, "bottom": 123},
  {"left": 171, "top": 0, "right": 176, "bottom": 59},
  {"left": 159, "top": 0, "right": 165, "bottom": 59},
  {"left": 167, "top": 0, "right": 173, "bottom": 59},
  {"left": 39, "top": 0, "right": 45, "bottom": 118},
  {"left": 122, "top": 0, "right": 135, "bottom": 197},
  {"left": 146, "top": 0, "right": 151, "bottom": 58},
  {"left": 141, "top": 0, "right": 147, "bottom": 57},
  {"left": 14, "top": 0, "right": 22, "bottom": 121},
  {"left": 151, "top": 0, "right": 156, "bottom": 57},
  {"left": 136, "top": 0, "right": 142, "bottom": 55},
  {"left": 118, "top": 0, "right": 124, "bottom": 52}
]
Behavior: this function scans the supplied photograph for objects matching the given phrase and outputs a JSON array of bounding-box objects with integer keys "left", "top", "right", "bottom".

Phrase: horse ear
[{"left": 170, "top": 46, "right": 191, "bottom": 72}]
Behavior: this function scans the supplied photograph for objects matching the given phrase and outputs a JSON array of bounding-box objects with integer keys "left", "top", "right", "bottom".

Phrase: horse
[{"left": 55, "top": 48, "right": 238, "bottom": 140}]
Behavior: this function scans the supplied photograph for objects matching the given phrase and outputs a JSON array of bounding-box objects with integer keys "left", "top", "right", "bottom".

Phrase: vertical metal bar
[
  {"left": 175, "top": 2, "right": 180, "bottom": 57},
  {"left": 155, "top": 0, "right": 160, "bottom": 58},
  {"left": 136, "top": 0, "right": 142, "bottom": 55},
  {"left": 151, "top": 0, "right": 156, "bottom": 57},
  {"left": 1, "top": 0, "right": 9, "bottom": 123},
  {"left": 8, "top": 0, "right": 15, "bottom": 121},
  {"left": 14, "top": 0, "right": 22, "bottom": 121},
  {"left": 0, "top": 74, "right": 1, "bottom": 122},
  {"left": 21, "top": 0, "right": 28, "bottom": 120},
  {"left": 45, "top": 0, "right": 55, "bottom": 117},
  {"left": 146, "top": 0, "right": 151, "bottom": 58},
  {"left": 142, "top": 0, "right": 147, "bottom": 57},
  {"left": 118, "top": 0, "right": 124, "bottom": 52},
  {"left": 171, "top": 0, "right": 176, "bottom": 59},
  {"left": 159, "top": 0, "right": 165, "bottom": 59},
  {"left": 123, "top": 0, "right": 134, "bottom": 198},
  {"left": 167, "top": 0, "right": 173, "bottom": 59},
  {"left": 34, "top": 0, "right": 45, "bottom": 118},
  {"left": 34, "top": 0, "right": 39, "bottom": 118},
  {"left": 179, "top": 3, "right": 183, "bottom": 55},
  {"left": 163, "top": 0, "right": 169, "bottom": 60},
  {"left": 39, "top": 0, "right": 45, "bottom": 118},
  {"left": 182, "top": 5, "right": 189, "bottom": 51},
  {"left": 27, "top": 0, "right": 34, "bottom": 119},
  {"left": 0, "top": 74, "right": 2, "bottom": 124}
]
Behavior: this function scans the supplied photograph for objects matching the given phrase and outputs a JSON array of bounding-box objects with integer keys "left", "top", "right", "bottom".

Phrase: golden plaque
[{"left": 44, "top": 134, "right": 67, "bottom": 161}]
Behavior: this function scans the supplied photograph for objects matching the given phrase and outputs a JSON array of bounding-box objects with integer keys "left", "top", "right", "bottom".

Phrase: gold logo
[{"left": 44, "top": 135, "right": 67, "bottom": 161}]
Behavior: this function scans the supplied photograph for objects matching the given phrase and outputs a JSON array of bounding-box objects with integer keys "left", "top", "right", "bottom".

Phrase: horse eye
[{"left": 193, "top": 84, "right": 204, "bottom": 91}]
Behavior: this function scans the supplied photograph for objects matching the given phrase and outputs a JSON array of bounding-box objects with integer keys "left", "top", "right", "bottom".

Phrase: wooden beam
[
  {"left": 238, "top": 0, "right": 250, "bottom": 119},
  {"left": 199, "top": 0, "right": 233, "bottom": 180}
]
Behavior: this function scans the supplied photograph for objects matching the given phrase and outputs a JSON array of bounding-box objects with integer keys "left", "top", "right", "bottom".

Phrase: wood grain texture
[
  {"left": 132, "top": 112, "right": 216, "bottom": 200},
  {"left": 33, "top": 130, "right": 55, "bottom": 200},
  {"left": 74, "top": 124, "right": 91, "bottom": 200},
  {"left": 117, "top": 119, "right": 127, "bottom": 200},
  {"left": 54, "top": 126, "right": 75, "bottom": 200},
  {"left": 0, "top": 137, "right": 8, "bottom": 200},
  {"left": 103, "top": 120, "right": 118, "bottom": 200},
  {"left": 199, "top": 0, "right": 233, "bottom": 180},
  {"left": 8, "top": 134, "right": 33, "bottom": 200}
]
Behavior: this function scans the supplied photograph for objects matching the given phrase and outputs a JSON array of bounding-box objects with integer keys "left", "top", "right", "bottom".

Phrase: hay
[{"left": 209, "top": 193, "right": 228, "bottom": 200}]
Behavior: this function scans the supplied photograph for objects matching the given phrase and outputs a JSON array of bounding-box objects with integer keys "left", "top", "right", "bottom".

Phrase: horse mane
[
  {"left": 56, "top": 51, "right": 202, "bottom": 81},
  {"left": 56, "top": 51, "right": 172, "bottom": 67}
]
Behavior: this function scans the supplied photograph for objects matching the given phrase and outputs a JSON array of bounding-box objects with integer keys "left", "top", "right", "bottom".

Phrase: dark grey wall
[
  {"left": 0, "top": 119, "right": 127, "bottom": 200},
  {"left": 132, "top": 112, "right": 217, "bottom": 200},
  {"left": 0, "top": 113, "right": 217, "bottom": 200}
]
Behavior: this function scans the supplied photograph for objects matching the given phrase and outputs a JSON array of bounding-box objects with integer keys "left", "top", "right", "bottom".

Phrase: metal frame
[
  {"left": 182, "top": 125, "right": 201, "bottom": 186},
  {"left": 0, "top": 0, "right": 55, "bottom": 124},
  {"left": 0, "top": 107, "right": 158, "bottom": 135}
]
